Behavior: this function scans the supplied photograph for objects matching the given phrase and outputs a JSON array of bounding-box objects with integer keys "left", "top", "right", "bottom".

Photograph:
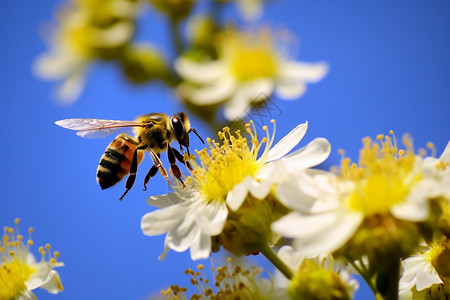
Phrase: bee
[{"left": 55, "top": 112, "right": 204, "bottom": 200}]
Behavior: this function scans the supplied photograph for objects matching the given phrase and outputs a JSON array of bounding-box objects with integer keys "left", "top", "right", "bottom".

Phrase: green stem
[
  {"left": 258, "top": 242, "right": 293, "bottom": 280},
  {"left": 376, "top": 259, "right": 400, "bottom": 300},
  {"left": 169, "top": 17, "right": 183, "bottom": 55}
]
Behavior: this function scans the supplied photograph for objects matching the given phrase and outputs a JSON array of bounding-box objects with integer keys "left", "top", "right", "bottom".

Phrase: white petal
[
  {"left": 272, "top": 211, "right": 333, "bottom": 238},
  {"left": 25, "top": 262, "right": 52, "bottom": 291},
  {"left": 175, "top": 58, "right": 225, "bottom": 84},
  {"left": 275, "top": 81, "right": 306, "bottom": 100},
  {"left": 178, "top": 76, "right": 236, "bottom": 105},
  {"left": 272, "top": 209, "right": 362, "bottom": 256},
  {"left": 147, "top": 192, "right": 185, "bottom": 208},
  {"left": 18, "top": 290, "right": 38, "bottom": 300},
  {"left": 265, "top": 122, "right": 308, "bottom": 163},
  {"left": 57, "top": 70, "right": 86, "bottom": 104},
  {"left": 236, "top": 0, "right": 262, "bottom": 21},
  {"left": 248, "top": 177, "right": 272, "bottom": 199},
  {"left": 224, "top": 79, "right": 274, "bottom": 120},
  {"left": 439, "top": 139, "right": 450, "bottom": 163},
  {"left": 141, "top": 205, "right": 186, "bottom": 236},
  {"left": 33, "top": 51, "right": 80, "bottom": 79},
  {"left": 166, "top": 218, "right": 199, "bottom": 252},
  {"left": 277, "top": 245, "right": 304, "bottom": 273},
  {"left": 416, "top": 267, "right": 443, "bottom": 291},
  {"left": 223, "top": 89, "right": 252, "bottom": 121},
  {"left": 278, "top": 61, "right": 329, "bottom": 82},
  {"left": 38, "top": 270, "right": 64, "bottom": 294},
  {"left": 226, "top": 176, "right": 251, "bottom": 211},
  {"left": 190, "top": 232, "right": 212, "bottom": 260},
  {"left": 195, "top": 201, "right": 228, "bottom": 236},
  {"left": 91, "top": 22, "right": 133, "bottom": 47},
  {"left": 293, "top": 211, "right": 363, "bottom": 256},
  {"left": 275, "top": 174, "right": 317, "bottom": 212},
  {"left": 391, "top": 183, "right": 431, "bottom": 222},
  {"left": 282, "top": 137, "right": 331, "bottom": 170}
]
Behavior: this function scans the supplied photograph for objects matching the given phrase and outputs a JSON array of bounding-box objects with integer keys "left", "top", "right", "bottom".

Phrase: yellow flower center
[
  {"left": 340, "top": 132, "right": 419, "bottom": 216},
  {"left": 0, "top": 218, "right": 62, "bottom": 299},
  {"left": 0, "top": 220, "right": 35, "bottom": 299},
  {"left": 221, "top": 28, "right": 279, "bottom": 82},
  {"left": 428, "top": 237, "right": 450, "bottom": 277},
  {"left": 63, "top": 14, "right": 99, "bottom": 57},
  {"left": 189, "top": 121, "right": 275, "bottom": 203},
  {"left": 0, "top": 258, "right": 35, "bottom": 299}
]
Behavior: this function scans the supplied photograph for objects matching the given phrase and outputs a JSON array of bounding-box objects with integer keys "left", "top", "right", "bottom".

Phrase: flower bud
[
  {"left": 288, "top": 259, "right": 352, "bottom": 300},
  {"left": 335, "top": 214, "right": 420, "bottom": 274},
  {"left": 214, "top": 193, "right": 289, "bottom": 256},
  {"left": 410, "top": 282, "right": 450, "bottom": 300}
]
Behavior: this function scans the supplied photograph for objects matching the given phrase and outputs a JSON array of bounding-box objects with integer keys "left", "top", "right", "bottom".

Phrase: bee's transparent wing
[{"left": 55, "top": 118, "right": 145, "bottom": 139}]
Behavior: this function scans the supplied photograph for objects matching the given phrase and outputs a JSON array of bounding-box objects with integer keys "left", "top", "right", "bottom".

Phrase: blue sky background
[{"left": 1, "top": 1, "right": 450, "bottom": 299}]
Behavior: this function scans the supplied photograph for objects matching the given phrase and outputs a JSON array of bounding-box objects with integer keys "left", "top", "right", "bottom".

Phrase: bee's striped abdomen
[{"left": 97, "top": 134, "right": 143, "bottom": 190}]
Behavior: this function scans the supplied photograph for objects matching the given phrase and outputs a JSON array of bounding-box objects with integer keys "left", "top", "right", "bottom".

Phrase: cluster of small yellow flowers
[
  {"left": 34, "top": 0, "right": 141, "bottom": 102},
  {"left": 333, "top": 132, "right": 428, "bottom": 263},
  {"left": 187, "top": 121, "right": 289, "bottom": 255},
  {"left": 0, "top": 218, "right": 63, "bottom": 299},
  {"left": 337, "top": 132, "right": 417, "bottom": 215},
  {"left": 175, "top": 26, "right": 328, "bottom": 121},
  {"left": 221, "top": 27, "right": 280, "bottom": 83},
  {"left": 190, "top": 121, "right": 273, "bottom": 203},
  {"left": 161, "top": 258, "right": 281, "bottom": 300}
]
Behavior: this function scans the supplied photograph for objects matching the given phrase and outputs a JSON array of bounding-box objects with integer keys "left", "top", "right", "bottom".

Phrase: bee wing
[{"left": 55, "top": 118, "right": 146, "bottom": 139}]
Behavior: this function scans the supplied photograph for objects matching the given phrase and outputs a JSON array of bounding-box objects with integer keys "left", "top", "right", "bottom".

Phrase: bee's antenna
[{"left": 189, "top": 128, "right": 205, "bottom": 144}]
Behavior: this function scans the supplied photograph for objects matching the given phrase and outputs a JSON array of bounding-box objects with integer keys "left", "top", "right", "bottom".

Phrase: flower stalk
[{"left": 258, "top": 241, "right": 293, "bottom": 280}]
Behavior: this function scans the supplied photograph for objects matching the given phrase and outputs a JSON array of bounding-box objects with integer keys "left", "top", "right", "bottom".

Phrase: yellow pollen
[
  {"left": 221, "top": 28, "right": 279, "bottom": 82},
  {"left": 0, "top": 220, "right": 62, "bottom": 299},
  {"left": 341, "top": 132, "right": 420, "bottom": 216},
  {"left": 0, "top": 221, "right": 36, "bottom": 299},
  {"left": 189, "top": 121, "right": 275, "bottom": 204}
]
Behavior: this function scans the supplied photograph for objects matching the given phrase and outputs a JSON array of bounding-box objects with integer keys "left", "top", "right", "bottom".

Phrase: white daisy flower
[
  {"left": 141, "top": 121, "right": 331, "bottom": 260},
  {"left": 272, "top": 133, "right": 450, "bottom": 257},
  {"left": 175, "top": 27, "right": 329, "bottom": 120},
  {"left": 399, "top": 244, "right": 444, "bottom": 297},
  {"left": 34, "top": 0, "right": 137, "bottom": 104},
  {"left": 0, "top": 219, "right": 64, "bottom": 300}
]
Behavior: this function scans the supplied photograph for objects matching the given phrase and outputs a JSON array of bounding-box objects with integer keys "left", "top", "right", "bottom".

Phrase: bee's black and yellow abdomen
[{"left": 97, "top": 134, "right": 143, "bottom": 190}]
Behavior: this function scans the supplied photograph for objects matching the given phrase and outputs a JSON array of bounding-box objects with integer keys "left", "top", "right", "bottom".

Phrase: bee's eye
[{"left": 171, "top": 117, "right": 185, "bottom": 139}]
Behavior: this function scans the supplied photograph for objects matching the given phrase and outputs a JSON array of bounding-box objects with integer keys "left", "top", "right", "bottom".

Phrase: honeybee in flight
[{"left": 55, "top": 112, "right": 204, "bottom": 200}]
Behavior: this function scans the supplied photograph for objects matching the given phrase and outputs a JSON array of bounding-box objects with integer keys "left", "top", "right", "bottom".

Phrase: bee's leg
[
  {"left": 172, "top": 147, "right": 193, "bottom": 170},
  {"left": 143, "top": 164, "right": 158, "bottom": 191},
  {"left": 148, "top": 148, "right": 170, "bottom": 184},
  {"left": 167, "top": 145, "right": 185, "bottom": 188},
  {"left": 120, "top": 145, "right": 146, "bottom": 201}
]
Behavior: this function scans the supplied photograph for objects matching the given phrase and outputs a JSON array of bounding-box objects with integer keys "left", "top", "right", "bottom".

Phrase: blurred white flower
[
  {"left": 175, "top": 27, "right": 329, "bottom": 120},
  {"left": 0, "top": 219, "right": 64, "bottom": 300},
  {"left": 234, "top": 0, "right": 264, "bottom": 21},
  {"left": 34, "top": 0, "right": 137, "bottom": 104},
  {"left": 272, "top": 134, "right": 450, "bottom": 256},
  {"left": 141, "top": 121, "right": 331, "bottom": 260}
]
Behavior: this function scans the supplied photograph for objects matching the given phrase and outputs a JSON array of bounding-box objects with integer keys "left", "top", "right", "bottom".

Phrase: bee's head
[{"left": 171, "top": 112, "right": 204, "bottom": 155}]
